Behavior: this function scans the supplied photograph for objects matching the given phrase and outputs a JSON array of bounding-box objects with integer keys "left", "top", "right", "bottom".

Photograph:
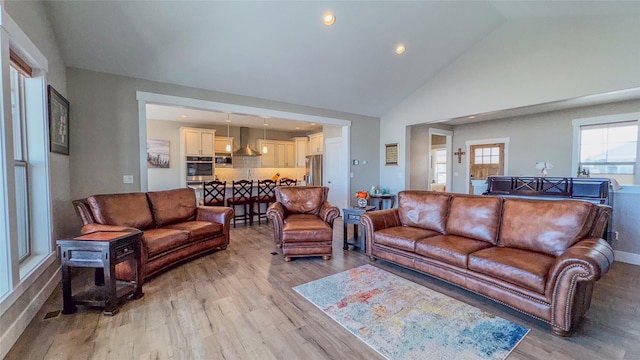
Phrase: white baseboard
[
  {"left": 0, "top": 268, "right": 60, "bottom": 359},
  {"left": 614, "top": 250, "right": 640, "bottom": 266}
]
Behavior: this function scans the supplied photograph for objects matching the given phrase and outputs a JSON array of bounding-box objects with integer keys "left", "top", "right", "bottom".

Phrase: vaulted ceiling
[{"left": 43, "top": 1, "right": 639, "bottom": 118}]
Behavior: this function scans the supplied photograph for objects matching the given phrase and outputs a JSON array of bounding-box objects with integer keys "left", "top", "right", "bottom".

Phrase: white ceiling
[{"left": 44, "top": 1, "right": 640, "bottom": 122}]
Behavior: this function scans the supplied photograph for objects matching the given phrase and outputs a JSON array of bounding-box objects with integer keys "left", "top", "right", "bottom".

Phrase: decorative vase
[{"left": 357, "top": 198, "right": 367, "bottom": 208}]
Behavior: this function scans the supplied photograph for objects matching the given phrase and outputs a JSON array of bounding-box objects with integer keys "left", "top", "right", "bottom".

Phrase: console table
[
  {"left": 57, "top": 230, "right": 144, "bottom": 316},
  {"left": 343, "top": 206, "right": 376, "bottom": 251}
]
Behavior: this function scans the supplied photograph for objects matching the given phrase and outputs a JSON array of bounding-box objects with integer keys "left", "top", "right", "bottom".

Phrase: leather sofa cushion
[
  {"left": 285, "top": 214, "right": 320, "bottom": 223},
  {"left": 415, "top": 235, "right": 494, "bottom": 268},
  {"left": 277, "top": 187, "right": 325, "bottom": 215},
  {"left": 398, "top": 191, "right": 450, "bottom": 233},
  {"left": 374, "top": 226, "right": 439, "bottom": 252},
  {"left": 165, "top": 221, "right": 223, "bottom": 241},
  {"left": 282, "top": 217, "right": 332, "bottom": 242},
  {"left": 144, "top": 228, "right": 191, "bottom": 257},
  {"left": 499, "top": 198, "right": 596, "bottom": 256},
  {"left": 147, "top": 188, "right": 197, "bottom": 227},
  {"left": 88, "top": 193, "right": 154, "bottom": 229},
  {"left": 446, "top": 195, "right": 502, "bottom": 244},
  {"left": 468, "top": 247, "right": 555, "bottom": 294}
]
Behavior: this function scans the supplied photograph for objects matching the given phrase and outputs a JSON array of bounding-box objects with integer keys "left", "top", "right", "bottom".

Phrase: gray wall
[
  {"left": 450, "top": 99, "right": 640, "bottom": 192},
  {"left": 67, "top": 67, "right": 379, "bottom": 218}
]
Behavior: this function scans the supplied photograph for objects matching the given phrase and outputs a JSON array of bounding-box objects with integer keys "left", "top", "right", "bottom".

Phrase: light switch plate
[{"left": 123, "top": 175, "right": 134, "bottom": 184}]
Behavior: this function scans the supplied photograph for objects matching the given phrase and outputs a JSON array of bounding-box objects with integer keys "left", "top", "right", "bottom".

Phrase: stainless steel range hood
[{"left": 233, "top": 127, "right": 262, "bottom": 157}]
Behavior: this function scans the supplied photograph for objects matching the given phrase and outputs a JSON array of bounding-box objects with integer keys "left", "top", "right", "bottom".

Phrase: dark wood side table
[
  {"left": 56, "top": 230, "right": 144, "bottom": 316},
  {"left": 343, "top": 206, "right": 376, "bottom": 252}
]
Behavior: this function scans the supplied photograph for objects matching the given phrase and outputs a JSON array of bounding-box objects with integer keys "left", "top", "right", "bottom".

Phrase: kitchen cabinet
[
  {"left": 183, "top": 128, "right": 215, "bottom": 156},
  {"left": 257, "top": 139, "right": 294, "bottom": 168},
  {"left": 292, "top": 137, "right": 308, "bottom": 168},
  {"left": 308, "top": 132, "right": 323, "bottom": 155},
  {"left": 214, "top": 136, "right": 233, "bottom": 154}
]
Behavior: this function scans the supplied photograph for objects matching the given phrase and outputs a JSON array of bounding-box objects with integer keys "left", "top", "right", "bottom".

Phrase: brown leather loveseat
[
  {"left": 267, "top": 186, "right": 340, "bottom": 261},
  {"left": 361, "top": 191, "right": 614, "bottom": 336},
  {"left": 73, "top": 188, "right": 233, "bottom": 280}
]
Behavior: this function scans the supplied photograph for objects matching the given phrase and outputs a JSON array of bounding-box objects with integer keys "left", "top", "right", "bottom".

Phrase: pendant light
[
  {"left": 225, "top": 114, "right": 232, "bottom": 152},
  {"left": 262, "top": 118, "right": 268, "bottom": 154}
]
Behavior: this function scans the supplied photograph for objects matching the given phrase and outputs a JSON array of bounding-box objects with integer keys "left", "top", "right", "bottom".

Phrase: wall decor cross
[{"left": 454, "top": 148, "right": 466, "bottom": 163}]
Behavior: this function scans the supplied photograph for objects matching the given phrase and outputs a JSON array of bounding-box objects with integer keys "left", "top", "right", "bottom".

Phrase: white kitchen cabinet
[
  {"left": 183, "top": 128, "right": 215, "bottom": 156},
  {"left": 308, "top": 132, "right": 323, "bottom": 155},
  {"left": 257, "top": 139, "right": 294, "bottom": 168},
  {"left": 214, "top": 136, "right": 233, "bottom": 154},
  {"left": 292, "top": 137, "right": 308, "bottom": 168}
]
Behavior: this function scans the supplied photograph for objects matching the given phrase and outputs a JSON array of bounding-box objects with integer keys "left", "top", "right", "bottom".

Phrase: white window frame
[
  {"left": 0, "top": 6, "right": 54, "bottom": 304},
  {"left": 572, "top": 112, "right": 640, "bottom": 185}
]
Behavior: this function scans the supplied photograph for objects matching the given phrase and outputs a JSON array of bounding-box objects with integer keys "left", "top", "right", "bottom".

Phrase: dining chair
[
  {"left": 202, "top": 180, "right": 226, "bottom": 206},
  {"left": 253, "top": 179, "right": 277, "bottom": 225},
  {"left": 227, "top": 180, "right": 254, "bottom": 227},
  {"left": 278, "top": 178, "right": 297, "bottom": 187}
]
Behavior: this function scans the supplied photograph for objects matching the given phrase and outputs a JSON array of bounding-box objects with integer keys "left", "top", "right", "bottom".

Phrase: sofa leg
[
  {"left": 551, "top": 326, "right": 571, "bottom": 337},
  {"left": 284, "top": 257, "right": 293, "bottom": 262},
  {"left": 323, "top": 255, "right": 331, "bottom": 260}
]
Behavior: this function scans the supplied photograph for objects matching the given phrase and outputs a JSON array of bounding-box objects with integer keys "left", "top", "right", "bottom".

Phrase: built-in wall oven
[{"left": 186, "top": 156, "right": 214, "bottom": 181}]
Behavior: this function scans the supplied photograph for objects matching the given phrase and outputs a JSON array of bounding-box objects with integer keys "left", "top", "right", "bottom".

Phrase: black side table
[
  {"left": 56, "top": 230, "right": 144, "bottom": 316},
  {"left": 343, "top": 206, "right": 376, "bottom": 251}
]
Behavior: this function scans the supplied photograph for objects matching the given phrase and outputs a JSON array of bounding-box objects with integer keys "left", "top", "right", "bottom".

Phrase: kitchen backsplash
[
  {"left": 232, "top": 156, "right": 261, "bottom": 168},
  {"left": 215, "top": 167, "right": 306, "bottom": 183}
]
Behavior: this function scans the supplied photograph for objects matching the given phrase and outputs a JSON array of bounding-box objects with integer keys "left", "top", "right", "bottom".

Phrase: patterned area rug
[{"left": 293, "top": 264, "right": 529, "bottom": 360}]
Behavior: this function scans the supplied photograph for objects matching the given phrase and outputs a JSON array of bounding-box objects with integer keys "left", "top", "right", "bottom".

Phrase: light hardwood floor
[{"left": 6, "top": 220, "right": 640, "bottom": 359}]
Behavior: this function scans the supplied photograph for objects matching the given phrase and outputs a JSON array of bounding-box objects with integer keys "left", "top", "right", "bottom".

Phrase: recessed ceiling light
[
  {"left": 468, "top": 115, "right": 476, "bottom": 119},
  {"left": 395, "top": 44, "right": 406, "bottom": 55},
  {"left": 180, "top": 114, "right": 187, "bottom": 118},
  {"left": 295, "top": 127, "right": 300, "bottom": 130},
  {"left": 311, "top": 123, "right": 316, "bottom": 126},
  {"left": 323, "top": 13, "right": 335, "bottom": 26}
]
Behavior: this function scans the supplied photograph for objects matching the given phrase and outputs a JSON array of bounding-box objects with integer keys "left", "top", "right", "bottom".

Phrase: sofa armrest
[
  {"left": 361, "top": 209, "right": 401, "bottom": 256},
  {"left": 545, "top": 237, "right": 614, "bottom": 332},
  {"left": 267, "top": 202, "right": 285, "bottom": 245},
  {"left": 196, "top": 206, "right": 234, "bottom": 245},
  {"left": 319, "top": 202, "right": 340, "bottom": 227}
]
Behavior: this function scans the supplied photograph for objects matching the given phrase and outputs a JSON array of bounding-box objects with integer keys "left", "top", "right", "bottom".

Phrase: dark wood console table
[{"left": 57, "top": 230, "right": 144, "bottom": 316}]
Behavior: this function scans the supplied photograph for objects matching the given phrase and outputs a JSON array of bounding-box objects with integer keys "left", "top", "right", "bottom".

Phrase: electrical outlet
[{"left": 123, "top": 175, "right": 134, "bottom": 184}]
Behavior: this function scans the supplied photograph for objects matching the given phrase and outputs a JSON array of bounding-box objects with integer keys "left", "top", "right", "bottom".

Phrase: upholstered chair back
[{"left": 275, "top": 186, "right": 328, "bottom": 216}]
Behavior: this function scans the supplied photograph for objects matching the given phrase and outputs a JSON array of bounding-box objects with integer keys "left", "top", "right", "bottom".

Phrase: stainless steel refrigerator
[{"left": 305, "top": 155, "right": 323, "bottom": 186}]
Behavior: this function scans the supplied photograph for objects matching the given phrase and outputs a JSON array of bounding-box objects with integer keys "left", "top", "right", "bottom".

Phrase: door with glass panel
[{"left": 469, "top": 144, "right": 504, "bottom": 194}]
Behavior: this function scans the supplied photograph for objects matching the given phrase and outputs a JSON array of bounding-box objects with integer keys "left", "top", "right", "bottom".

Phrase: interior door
[{"left": 469, "top": 143, "right": 504, "bottom": 194}]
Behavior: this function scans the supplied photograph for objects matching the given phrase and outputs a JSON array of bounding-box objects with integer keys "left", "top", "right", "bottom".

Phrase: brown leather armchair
[{"left": 267, "top": 186, "right": 340, "bottom": 261}]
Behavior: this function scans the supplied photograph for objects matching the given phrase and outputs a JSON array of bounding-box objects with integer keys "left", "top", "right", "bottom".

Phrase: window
[
  {"left": 10, "top": 65, "right": 31, "bottom": 262},
  {"left": 434, "top": 148, "right": 447, "bottom": 184},
  {"left": 579, "top": 121, "right": 637, "bottom": 176},
  {"left": 474, "top": 146, "right": 500, "bottom": 165},
  {"left": 573, "top": 113, "right": 640, "bottom": 185}
]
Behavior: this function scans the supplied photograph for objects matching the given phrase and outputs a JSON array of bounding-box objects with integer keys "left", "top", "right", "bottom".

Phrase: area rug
[{"left": 293, "top": 264, "right": 529, "bottom": 360}]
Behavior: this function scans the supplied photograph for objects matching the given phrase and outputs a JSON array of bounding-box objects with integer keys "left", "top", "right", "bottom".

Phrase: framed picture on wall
[
  {"left": 385, "top": 143, "right": 399, "bottom": 166},
  {"left": 48, "top": 85, "right": 70, "bottom": 155},
  {"left": 147, "top": 139, "right": 170, "bottom": 168}
]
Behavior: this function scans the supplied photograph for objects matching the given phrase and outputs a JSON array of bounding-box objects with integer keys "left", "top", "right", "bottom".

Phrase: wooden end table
[
  {"left": 343, "top": 206, "right": 376, "bottom": 252},
  {"left": 56, "top": 230, "right": 144, "bottom": 316}
]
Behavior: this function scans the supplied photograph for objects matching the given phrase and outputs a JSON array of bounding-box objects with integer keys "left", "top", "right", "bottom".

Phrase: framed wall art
[
  {"left": 385, "top": 143, "right": 399, "bottom": 166},
  {"left": 147, "top": 139, "right": 170, "bottom": 168},
  {"left": 48, "top": 85, "right": 70, "bottom": 155}
]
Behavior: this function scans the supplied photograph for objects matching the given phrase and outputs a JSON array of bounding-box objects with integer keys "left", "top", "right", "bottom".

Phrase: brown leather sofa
[
  {"left": 267, "top": 186, "right": 340, "bottom": 261},
  {"left": 361, "top": 191, "right": 614, "bottom": 336},
  {"left": 73, "top": 188, "right": 233, "bottom": 280}
]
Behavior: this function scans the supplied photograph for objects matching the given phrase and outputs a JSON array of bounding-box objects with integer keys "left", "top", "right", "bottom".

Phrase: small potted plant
[{"left": 355, "top": 190, "right": 370, "bottom": 208}]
